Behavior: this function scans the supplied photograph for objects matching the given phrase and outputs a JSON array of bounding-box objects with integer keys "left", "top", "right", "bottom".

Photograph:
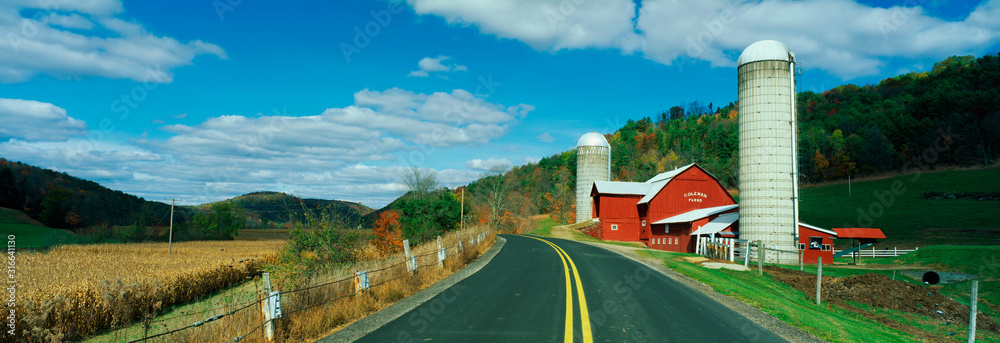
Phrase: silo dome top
[
  {"left": 737, "top": 40, "right": 795, "bottom": 67},
  {"left": 577, "top": 132, "right": 610, "bottom": 148}
]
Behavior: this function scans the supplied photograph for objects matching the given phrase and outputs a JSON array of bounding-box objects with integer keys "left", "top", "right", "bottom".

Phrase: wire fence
[{"left": 112, "top": 227, "right": 495, "bottom": 343}]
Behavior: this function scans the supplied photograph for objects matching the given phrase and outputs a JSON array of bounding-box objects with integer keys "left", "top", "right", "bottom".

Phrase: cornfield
[{"left": 10, "top": 240, "right": 281, "bottom": 342}]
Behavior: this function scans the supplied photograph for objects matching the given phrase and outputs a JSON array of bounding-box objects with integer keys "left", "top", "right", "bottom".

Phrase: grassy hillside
[
  {"left": 0, "top": 207, "right": 76, "bottom": 248},
  {"left": 799, "top": 166, "right": 1000, "bottom": 246}
]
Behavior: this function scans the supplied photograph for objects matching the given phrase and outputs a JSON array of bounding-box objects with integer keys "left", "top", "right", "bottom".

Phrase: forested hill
[
  {"left": 0, "top": 158, "right": 170, "bottom": 230},
  {"left": 204, "top": 191, "right": 373, "bottom": 228},
  {"left": 0, "top": 160, "right": 373, "bottom": 231},
  {"left": 497, "top": 53, "right": 1000, "bottom": 224}
]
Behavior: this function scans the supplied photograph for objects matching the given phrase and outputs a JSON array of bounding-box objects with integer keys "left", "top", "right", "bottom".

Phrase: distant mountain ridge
[
  {"left": 206, "top": 191, "right": 373, "bottom": 227},
  {"left": 0, "top": 159, "right": 372, "bottom": 230}
]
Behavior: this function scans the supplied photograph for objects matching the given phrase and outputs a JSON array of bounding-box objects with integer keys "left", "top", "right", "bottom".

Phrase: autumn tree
[
  {"left": 812, "top": 150, "right": 830, "bottom": 181},
  {"left": 372, "top": 210, "right": 403, "bottom": 253}
]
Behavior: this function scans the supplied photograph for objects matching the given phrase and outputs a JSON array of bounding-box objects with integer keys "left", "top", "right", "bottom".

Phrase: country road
[{"left": 354, "top": 234, "right": 787, "bottom": 342}]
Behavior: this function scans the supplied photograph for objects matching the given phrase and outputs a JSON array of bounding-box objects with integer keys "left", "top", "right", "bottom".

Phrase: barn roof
[
  {"left": 800, "top": 222, "right": 838, "bottom": 236},
  {"left": 592, "top": 181, "right": 650, "bottom": 195},
  {"left": 645, "top": 164, "right": 694, "bottom": 183},
  {"left": 690, "top": 212, "right": 739, "bottom": 235},
  {"left": 833, "top": 228, "right": 886, "bottom": 239},
  {"left": 637, "top": 181, "right": 668, "bottom": 204},
  {"left": 592, "top": 163, "right": 734, "bottom": 207},
  {"left": 652, "top": 204, "right": 738, "bottom": 224}
]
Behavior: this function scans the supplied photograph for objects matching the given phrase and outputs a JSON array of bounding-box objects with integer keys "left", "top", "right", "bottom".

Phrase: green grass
[
  {"left": 0, "top": 207, "right": 77, "bottom": 248},
  {"left": 525, "top": 217, "right": 558, "bottom": 236},
  {"left": 637, "top": 249, "right": 920, "bottom": 342},
  {"left": 799, "top": 167, "right": 1000, "bottom": 246},
  {"left": 0, "top": 224, "right": 78, "bottom": 248}
]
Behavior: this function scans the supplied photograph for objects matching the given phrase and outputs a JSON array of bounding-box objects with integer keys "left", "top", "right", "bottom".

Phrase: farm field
[
  {"left": 11, "top": 240, "right": 281, "bottom": 342},
  {"left": 798, "top": 167, "right": 1000, "bottom": 246},
  {"left": 0, "top": 207, "right": 76, "bottom": 248}
]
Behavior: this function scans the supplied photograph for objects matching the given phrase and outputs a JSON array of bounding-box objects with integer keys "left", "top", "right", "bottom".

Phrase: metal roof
[
  {"left": 691, "top": 213, "right": 739, "bottom": 236},
  {"left": 637, "top": 164, "right": 696, "bottom": 204},
  {"left": 637, "top": 181, "right": 668, "bottom": 204},
  {"left": 800, "top": 222, "right": 838, "bottom": 236},
  {"left": 652, "top": 204, "right": 739, "bottom": 224},
  {"left": 832, "top": 228, "right": 886, "bottom": 239},
  {"left": 645, "top": 164, "right": 694, "bottom": 184},
  {"left": 577, "top": 132, "right": 610, "bottom": 148},
  {"left": 737, "top": 40, "right": 795, "bottom": 67},
  {"left": 592, "top": 181, "right": 650, "bottom": 195}
]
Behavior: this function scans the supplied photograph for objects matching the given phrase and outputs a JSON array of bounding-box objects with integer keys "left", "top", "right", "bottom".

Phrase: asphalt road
[{"left": 358, "top": 234, "right": 787, "bottom": 342}]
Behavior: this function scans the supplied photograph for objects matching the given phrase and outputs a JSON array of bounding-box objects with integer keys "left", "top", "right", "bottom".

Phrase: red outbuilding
[{"left": 797, "top": 223, "right": 838, "bottom": 264}]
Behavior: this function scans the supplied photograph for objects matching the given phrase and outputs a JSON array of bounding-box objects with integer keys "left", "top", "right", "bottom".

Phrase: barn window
[
  {"left": 797, "top": 243, "right": 806, "bottom": 250},
  {"left": 642, "top": 220, "right": 646, "bottom": 227},
  {"left": 611, "top": 224, "right": 618, "bottom": 231},
  {"left": 664, "top": 225, "right": 669, "bottom": 234},
  {"left": 821, "top": 244, "right": 831, "bottom": 251}
]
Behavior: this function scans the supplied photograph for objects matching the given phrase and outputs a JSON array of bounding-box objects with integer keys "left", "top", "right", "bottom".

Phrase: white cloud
[
  {"left": 406, "top": 0, "right": 641, "bottom": 52},
  {"left": 2, "top": 0, "right": 124, "bottom": 17},
  {"left": 0, "top": 88, "right": 531, "bottom": 208},
  {"left": 466, "top": 158, "right": 512, "bottom": 171},
  {"left": 45, "top": 13, "right": 94, "bottom": 30},
  {"left": 407, "top": 0, "right": 1000, "bottom": 80},
  {"left": 0, "top": 98, "right": 87, "bottom": 141},
  {"left": 408, "top": 55, "right": 468, "bottom": 77},
  {"left": 0, "top": 0, "right": 226, "bottom": 83},
  {"left": 348, "top": 88, "right": 533, "bottom": 146},
  {"left": 172, "top": 113, "right": 187, "bottom": 119},
  {"left": 536, "top": 132, "right": 555, "bottom": 143}
]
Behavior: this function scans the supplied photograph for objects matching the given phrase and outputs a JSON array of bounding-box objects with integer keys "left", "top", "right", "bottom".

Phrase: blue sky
[{"left": 1, "top": 0, "right": 998, "bottom": 208}]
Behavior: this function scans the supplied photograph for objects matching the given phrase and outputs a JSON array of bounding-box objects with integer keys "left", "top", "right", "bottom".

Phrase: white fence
[
  {"left": 834, "top": 247, "right": 918, "bottom": 258},
  {"left": 697, "top": 236, "right": 748, "bottom": 262}
]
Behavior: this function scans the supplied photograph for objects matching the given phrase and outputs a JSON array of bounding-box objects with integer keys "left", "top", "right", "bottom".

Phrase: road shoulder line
[{"left": 317, "top": 236, "right": 507, "bottom": 343}]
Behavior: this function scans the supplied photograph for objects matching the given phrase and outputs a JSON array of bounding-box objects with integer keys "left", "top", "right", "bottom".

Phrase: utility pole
[{"left": 165, "top": 199, "right": 182, "bottom": 254}]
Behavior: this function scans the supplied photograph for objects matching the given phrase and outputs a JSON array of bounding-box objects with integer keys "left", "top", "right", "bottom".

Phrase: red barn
[
  {"left": 591, "top": 164, "right": 737, "bottom": 248},
  {"left": 588, "top": 163, "right": 838, "bottom": 264}
]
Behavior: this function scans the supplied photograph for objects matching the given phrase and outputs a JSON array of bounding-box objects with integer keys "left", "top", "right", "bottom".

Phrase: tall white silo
[
  {"left": 576, "top": 132, "right": 611, "bottom": 223},
  {"left": 737, "top": 40, "right": 800, "bottom": 263}
]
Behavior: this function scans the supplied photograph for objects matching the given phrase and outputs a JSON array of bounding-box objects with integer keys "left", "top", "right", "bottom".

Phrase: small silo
[
  {"left": 737, "top": 40, "right": 800, "bottom": 263},
  {"left": 576, "top": 132, "right": 611, "bottom": 223}
]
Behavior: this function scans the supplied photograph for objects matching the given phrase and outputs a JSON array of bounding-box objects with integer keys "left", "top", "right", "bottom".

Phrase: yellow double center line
[{"left": 527, "top": 236, "right": 592, "bottom": 343}]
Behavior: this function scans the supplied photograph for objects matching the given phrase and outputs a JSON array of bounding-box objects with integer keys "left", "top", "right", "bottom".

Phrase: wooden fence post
[
  {"left": 816, "top": 257, "right": 823, "bottom": 305},
  {"left": 757, "top": 240, "right": 763, "bottom": 276},
  {"left": 970, "top": 280, "right": 979, "bottom": 343},
  {"left": 404, "top": 239, "right": 415, "bottom": 272},
  {"left": 437, "top": 236, "right": 444, "bottom": 268},
  {"left": 728, "top": 238, "right": 735, "bottom": 262},
  {"left": 262, "top": 272, "right": 273, "bottom": 342}
]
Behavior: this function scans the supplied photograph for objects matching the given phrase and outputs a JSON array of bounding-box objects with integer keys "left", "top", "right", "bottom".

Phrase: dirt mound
[{"left": 764, "top": 266, "right": 999, "bottom": 335}]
